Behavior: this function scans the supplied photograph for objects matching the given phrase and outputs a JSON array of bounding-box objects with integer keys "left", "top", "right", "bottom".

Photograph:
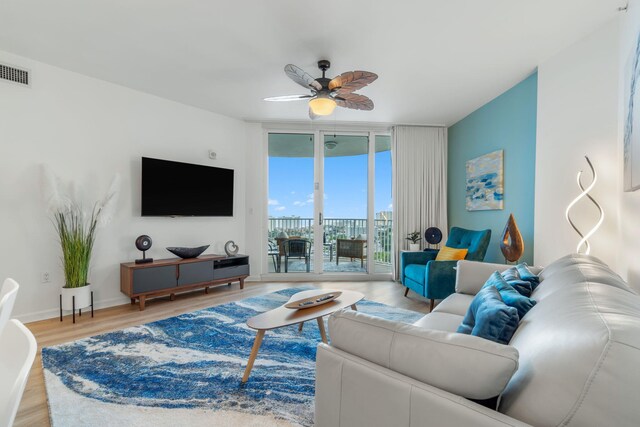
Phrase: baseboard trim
[
  {"left": 16, "top": 275, "right": 394, "bottom": 323},
  {"left": 16, "top": 296, "right": 130, "bottom": 324},
  {"left": 259, "top": 273, "right": 393, "bottom": 282}
]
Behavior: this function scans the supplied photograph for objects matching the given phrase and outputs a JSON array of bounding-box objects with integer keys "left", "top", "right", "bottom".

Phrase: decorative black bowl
[{"left": 166, "top": 245, "right": 210, "bottom": 259}]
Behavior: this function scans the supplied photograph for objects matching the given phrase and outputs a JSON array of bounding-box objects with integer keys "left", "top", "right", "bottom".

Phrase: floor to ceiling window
[
  {"left": 322, "top": 133, "right": 369, "bottom": 273},
  {"left": 266, "top": 129, "right": 392, "bottom": 276},
  {"left": 267, "top": 133, "right": 315, "bottom": 273},
  {"left": 374, "top": 135, "right": 392, "bottom": 273}
]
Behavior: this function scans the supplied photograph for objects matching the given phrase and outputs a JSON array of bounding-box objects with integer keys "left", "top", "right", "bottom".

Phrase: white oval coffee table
[{"left": 242, "top": 289, "right": 364, "bottom": 383}]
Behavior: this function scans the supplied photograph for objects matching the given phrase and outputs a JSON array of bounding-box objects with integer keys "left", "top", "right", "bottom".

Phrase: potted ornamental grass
[
  {"left": 44, "top": 167, "right": 119, "bottom": 312},
  {"left": 406, "top": 231, "right": 422, "bottom": 251}
]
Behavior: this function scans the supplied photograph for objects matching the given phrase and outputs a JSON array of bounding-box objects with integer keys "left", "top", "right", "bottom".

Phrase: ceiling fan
[{"left": 264, "top": 60, "right": 378, "bottom": 119}]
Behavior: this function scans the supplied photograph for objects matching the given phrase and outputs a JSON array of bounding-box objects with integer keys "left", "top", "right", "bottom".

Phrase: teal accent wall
[{"left": 448, "top": 72, "right": 537, "bottom": 264}]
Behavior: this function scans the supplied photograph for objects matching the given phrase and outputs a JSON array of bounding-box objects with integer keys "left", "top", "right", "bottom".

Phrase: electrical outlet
[{"left": 42, "top": 272, "right": 51, "bottom": 283}]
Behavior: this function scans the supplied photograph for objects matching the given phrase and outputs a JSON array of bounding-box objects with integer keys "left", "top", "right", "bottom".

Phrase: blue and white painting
[
  {"left": 466, "top": 150, "right": 504, "bottom": 211},
  {"left": 42, "top": 287, "right": 423, "bottom": 427},
  {"left": 624, "top": 31, "right": 640, "bottom": 191}
]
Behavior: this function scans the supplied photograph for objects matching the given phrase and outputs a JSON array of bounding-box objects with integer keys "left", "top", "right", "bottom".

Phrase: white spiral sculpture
[
  {"left": 565, "top": 156, "right": 604, "bottom": 255},
  {"left": 224, "top": 240, "right": 239, "bottom": 257}
]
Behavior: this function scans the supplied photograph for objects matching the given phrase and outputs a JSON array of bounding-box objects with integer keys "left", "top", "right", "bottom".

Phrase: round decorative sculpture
[
  {"left": 224, "top": 240, "right": 239, "bottom": 257},
  {"left": 500, "top": 214, "right": 524, "bottom": 263},
  {"left": 565, "top": 156, "right": 604, "bottom": 255},
  {"left": 135, "top": 235, "right": 152, "bottom": 251},
  {"left": 166, "top": 245, "right": 209, "bottom": 259},
  {"left": 424, "top": 227, "right": 443, "bottom": 245}
]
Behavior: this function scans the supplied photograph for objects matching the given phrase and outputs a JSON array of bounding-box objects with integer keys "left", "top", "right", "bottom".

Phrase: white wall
[
  {"left": 0, "top": 50, "right": 249, "bottom": 321},
  {"left": 244, "top": 122, "right": 267, "bottom": 277},
  {"left": 535, "top": 2, "right": 640, "bottom": 292},
  {"left": 534, "top": 20, "right": 621, "bottom": 272},
  {"left": 619, "top": 0, "right": 640, "bottom": 289}
]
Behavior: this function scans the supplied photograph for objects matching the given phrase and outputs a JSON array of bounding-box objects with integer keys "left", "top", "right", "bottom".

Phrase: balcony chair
[
  {"left": 283, "top": 239, "right": 312, "bottom": 273},
  {"left": 336, "top": 238, "right": 367, "bottom": 268},
  {"left": 401, "top": 227, "right": 491, "bottom": 310},
  {"left": 267, "top": 241, "right": 280, "bottom": 272},
  {"left": 276, "top": 235, "right": 302, "bottom": 256}
]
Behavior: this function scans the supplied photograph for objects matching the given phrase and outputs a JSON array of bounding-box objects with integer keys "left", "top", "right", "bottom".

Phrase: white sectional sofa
[{"left": 314, "top": 254, "right": 640, "bottom": 426}]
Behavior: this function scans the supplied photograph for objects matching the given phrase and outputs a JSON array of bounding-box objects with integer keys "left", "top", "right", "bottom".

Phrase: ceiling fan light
[{"left": 309, "top": 96, "right": 337, "bottom": 116}]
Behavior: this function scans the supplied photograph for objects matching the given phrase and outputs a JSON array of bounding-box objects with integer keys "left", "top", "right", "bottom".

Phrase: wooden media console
[{"left": 120, "top": 254, "right": 250, "bottom": 310}]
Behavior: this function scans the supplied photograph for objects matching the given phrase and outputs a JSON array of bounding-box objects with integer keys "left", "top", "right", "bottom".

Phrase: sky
[{"left": 268, "top": 150, "right": 392, "bottom": 218}]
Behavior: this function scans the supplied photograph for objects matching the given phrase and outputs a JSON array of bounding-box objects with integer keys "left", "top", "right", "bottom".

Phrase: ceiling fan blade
[
  {"left": 335, "top": 93, "right": 374, "bottom": 111},
  {"left": 308, "top": 107, "right": 319, "bottom": 120},
  {"left": 329, "top": 71, "right": 378, "bottom": 93},
  {"left": 285, "top": 64, "right": 322, "bottom": 91},
  {"left": 264, "top": 94, "right": 313, "bottom": 102}
]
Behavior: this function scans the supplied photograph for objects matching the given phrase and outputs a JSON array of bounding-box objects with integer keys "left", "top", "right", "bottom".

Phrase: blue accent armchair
[{"left": 401, "top": 227, "right": 492, "bottom": 310}]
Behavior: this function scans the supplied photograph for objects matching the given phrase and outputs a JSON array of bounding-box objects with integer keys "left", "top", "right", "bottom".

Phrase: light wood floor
[{"left": 14, "top": 280, "right": 430, "bottom": 427}]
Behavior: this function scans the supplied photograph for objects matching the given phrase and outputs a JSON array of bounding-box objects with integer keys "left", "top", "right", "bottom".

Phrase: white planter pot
[
  {"left": 409, "top": 243, "right": 421, "bottom": 251},
  {"left": 61, "top": 284, "right": 92, "bottom": 311}
]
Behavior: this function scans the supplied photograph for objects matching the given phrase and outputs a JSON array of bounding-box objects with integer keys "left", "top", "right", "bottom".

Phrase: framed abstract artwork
[
  {"left": 624, "top": 32, "right": 640, "bottom": 192},
  {"left": 466, "top": 149, "right": 504, "bottom": 211}
]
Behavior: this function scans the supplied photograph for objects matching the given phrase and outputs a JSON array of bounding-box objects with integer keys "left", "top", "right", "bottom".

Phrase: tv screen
[{"left": 141, "top": 157, "right": 234, "bottom": 217}]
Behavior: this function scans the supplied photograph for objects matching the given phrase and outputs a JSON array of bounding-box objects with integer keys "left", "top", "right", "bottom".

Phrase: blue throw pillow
[
  {"left": 457, "top": 285, "right": 519, "bottom": 344},
  {"left": 516, "top": 263, "right": 540, "bottom": 291},
  {"left": 500, "top": 267, "right": 532, "bottom": 297},
  {"left": 483, "top": 271, "right": 536, "bottom": 319},
  {"left": 501, "top": 266, "right": 519, "bottom": 282}
]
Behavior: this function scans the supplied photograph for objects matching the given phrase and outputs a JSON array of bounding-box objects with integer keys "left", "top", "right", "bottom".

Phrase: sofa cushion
[
  {"left": 328, "top": 309, "right": 520, "bottom": 400},
  {"left": 533, "top": 254, "right": 634, "bottom": 301},
  {"left": 538, "top": 253, "right": 608, "bottom": 281},
  {"left": 404, "top": 264, "right": 426, "bottom": 283},
  {"left": 432, "top": 293, "right": 474, "bottom": 316},
  {"left": 500, "top": 254, "right": 640, "bottom": 427},
  {"left": 482, "top": 272, "right": 536, "bottom": 319},
  {"left": 457, "top": 286, "right": 519, "bottom": 344},
  {"left": 455, "top": 260, "right": 543, "bottom": 296},
  {"left": 412, "top": 312, "right": 464, "bottom": 332}
]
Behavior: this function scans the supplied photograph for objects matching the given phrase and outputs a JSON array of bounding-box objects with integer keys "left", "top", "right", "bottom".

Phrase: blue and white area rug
[{"left": 42, "top": 286, "right": 422, "bottom": 426}]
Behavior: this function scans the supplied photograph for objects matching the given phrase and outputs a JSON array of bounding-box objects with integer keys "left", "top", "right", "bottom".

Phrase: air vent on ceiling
[{"left": 0, "top": 63, "right": 30, "bottom": 87}]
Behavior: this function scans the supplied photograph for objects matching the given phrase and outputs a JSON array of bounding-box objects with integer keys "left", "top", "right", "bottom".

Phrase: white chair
[
  {"left": 0, "top": 319, "right": 37, "bottom": 426},
  {"left": 0, "top": 279, "right": 19, "bottom": 336}
]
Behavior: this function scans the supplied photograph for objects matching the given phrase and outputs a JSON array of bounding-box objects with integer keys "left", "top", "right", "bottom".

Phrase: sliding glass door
[
  {"left": 267, "top": 133, "right": 315, "bottom": 273},
  {"left": 266, "top": 130, "right": 392, "bottom": 276},
  {"left": 321, "top": 133, "right": 369, "bottom": 273}
]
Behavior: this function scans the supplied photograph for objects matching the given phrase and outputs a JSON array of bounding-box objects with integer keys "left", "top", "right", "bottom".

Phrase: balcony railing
[{"left": 268, "top": 217, "right": 393, "bottom": 265}]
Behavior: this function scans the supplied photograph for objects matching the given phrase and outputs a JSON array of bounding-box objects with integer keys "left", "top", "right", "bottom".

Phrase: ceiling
[{"left": 0, "top": 1, "right": 621, "bottom": 125}]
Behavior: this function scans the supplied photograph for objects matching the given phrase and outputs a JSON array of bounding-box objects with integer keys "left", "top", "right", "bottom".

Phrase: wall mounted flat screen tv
[{"left": 141, "top": 157, "right": 234, "bottom": 217}]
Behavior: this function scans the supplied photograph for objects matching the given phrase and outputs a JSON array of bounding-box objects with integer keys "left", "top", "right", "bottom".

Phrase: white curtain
[{"left": 392, "top": 126, "right": 448, "bottom": 280}]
